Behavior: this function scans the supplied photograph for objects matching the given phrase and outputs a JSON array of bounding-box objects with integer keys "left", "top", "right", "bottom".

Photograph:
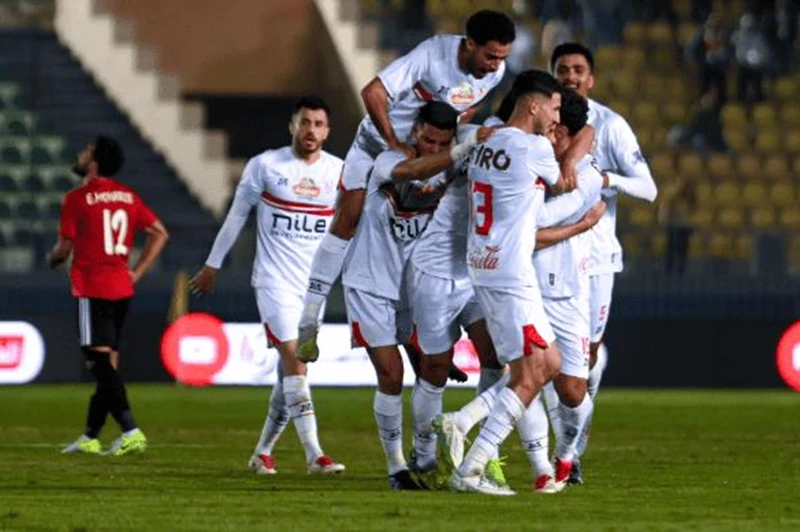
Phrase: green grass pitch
[{"left": 0, "top": 385, "right": 798, "bottom": 531}]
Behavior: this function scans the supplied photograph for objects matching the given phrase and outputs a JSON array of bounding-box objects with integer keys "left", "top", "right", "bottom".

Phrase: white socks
[
  {"left": 453, "top": 373, "right": 510, "bottom": 435},
  {"left": 542, "top": 381, "right": 563, "bottom": 443},
  {"left": 374, "top": 391, "right": 407, "bottom": 475},
  {"left": 477, "top": 367, "right": 505, "bottom": 395},
  {"left": 255, "top": 377, "right": 290, "bottom": 456},
  {"left": 412, "top": 379, "right": 444, "bottom": 471},
  {"left": 555, "top": 393, "right": 593, "bottom": 463},
  {"left": 576, "top": 346, "right": 608, "bottom": 457},
  {"left": 516, "top": 393, "right": 552, "bottom": 477},
  {"left": 300, "top": 233, "right": 349, "bottom": 327},
  {"left": 458, "top": 387, "right": 524, "bottom": 477},
  {"left": 283, "top": 375, "right": 323, "bottom": 463}
]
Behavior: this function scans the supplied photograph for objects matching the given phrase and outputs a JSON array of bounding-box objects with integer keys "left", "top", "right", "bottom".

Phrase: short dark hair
[
  {"left": 512, "top": 69, "right": 560, "bottom": 99},
  {"left": 559, "top": 87, "right": 589, "bottom": 135},
  {"left": 417, "top": 101, "right": 459, "bottom": 131},
  {"left": 293, "top": 95, "right": 331, "bottom": 120},
  {"left": 93, "top": 135, "right": 124, "bottom": 177},
  {"left": 550, "top": 42, "right": 594, "bottom": 73},
  {"left": 466, "top": 10, "right": 515, "bottom": 46},
  {"left": 494, "top": 87, "right": 519, "bottom": 123}
]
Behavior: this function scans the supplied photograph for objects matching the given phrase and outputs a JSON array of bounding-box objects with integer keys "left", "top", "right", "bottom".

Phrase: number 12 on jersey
[
  {"left": 470, "top": 180, "right": 493, "bottom": 235},
  {"left": 103, "top": 208, "right": 129, "bottom": 256}
]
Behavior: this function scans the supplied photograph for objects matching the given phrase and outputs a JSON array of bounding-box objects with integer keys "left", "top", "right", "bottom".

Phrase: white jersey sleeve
[
  {"left": 527, "top": 138, "right": 561, "bottom": 186},
  {"left": 604, "top": 116, "right": 657, "bottom": 203},
  {"left": 378, "top": 39, "right": 433, "bottom": 102},
  {"left": 371, "top": 150, "right": 409, "bottom": 186},
  {"left": 537, "top": 189, "right": 584, "bottom": 228},
  {"left": 205, "top": 158, "right": 262, "bottom": 269}
]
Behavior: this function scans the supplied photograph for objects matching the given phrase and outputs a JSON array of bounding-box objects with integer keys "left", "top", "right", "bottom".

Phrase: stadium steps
[{"left": 0, "top": 28, "right": 218, "bottom": 270}]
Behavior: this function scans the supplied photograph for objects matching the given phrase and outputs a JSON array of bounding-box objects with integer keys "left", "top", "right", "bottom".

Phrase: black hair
[
  {"left": 417, "top": 101, "right": 459, "bottom": 131},
  {"left": 550, "top": 42, "right": 595, "bottom": 73},
  {"left": 466, "top": 10, "right": 516, "bottom": 46},
  {"left": 494, "top": 87, "right": 519, "bottom": 123},
  {"left": 512, "top": 69, "right": 560, "bottom": 99},
  {"left": 293, "top": 95, "right": 331, "bottom": 120},
  {"left": 93, "top": 135, "right": 124, "bottom": 177},
  {"left": 559, "top": 87, "right": 589, "bottom": 135}
]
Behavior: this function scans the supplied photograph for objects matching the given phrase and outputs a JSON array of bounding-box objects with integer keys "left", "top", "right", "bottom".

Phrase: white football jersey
[
  {"left": 534, "top": 154, "right": 603, "bottom": 298},
  {"left": 205, "top": 147, "right": 341, "bottom": 293},
  {"left": 355, "top": 35, "right": 505, "bottom": 156},
  {"left": 587, "top": 98, "right": 655, "bottom": 275},
  {"left": 342, "top": 150, "right": 449, "bottom": 300},
  {"left": 467, "top": 128, "right": 561, "bottom": 287}
]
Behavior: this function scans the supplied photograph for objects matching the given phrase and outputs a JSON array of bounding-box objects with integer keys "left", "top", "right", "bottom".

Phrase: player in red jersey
[{"left": 48, "top": 136, "right": 169, "bottom": 456}]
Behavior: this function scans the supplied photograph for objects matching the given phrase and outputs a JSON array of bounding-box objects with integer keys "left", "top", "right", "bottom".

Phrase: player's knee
[
  {"left": 420, "top": 354, "right": 451, "bottom": 387},
  {"left": 555, "top": 376, "right": 587, "bottom": 408},
  {"left": 373, "top": 363, "right": 404, "bottom": 394}
]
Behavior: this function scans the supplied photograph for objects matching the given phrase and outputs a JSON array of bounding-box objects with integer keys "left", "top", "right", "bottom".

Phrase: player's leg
[
  {"left": 250, "top": 363, "right": 287, "bottom": 474},
  {"left": 297, "top": 144, "right": 373, "bottom": 359},
  {"left": 450, "top": 288, "right": 557, "bottom": 496},
  {"left": 517, "top": 393, "right": 559, "bottom": 493},
  {"left": 259, "top": 288, "right": 344, "bottom": 474},
  {"left": 99, "top": 298, "right": 146, "bottom": 456},
  {"left": 346, "top": 286, "right": 417, "bottom": 489}
]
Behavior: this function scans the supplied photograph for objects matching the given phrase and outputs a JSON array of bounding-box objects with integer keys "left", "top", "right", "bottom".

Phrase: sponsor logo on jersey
[
  {"left": 449, "top": 82, "right": 476, "bottom": 106},
  {"left": 277, "top": 177, "right": 289, "bottom": 187},
  {"left": 468, "top": 245, "right": 500, "bottom": 271},
  {"left": 292, "top": 177, "right": 321, "bottom": 198}
]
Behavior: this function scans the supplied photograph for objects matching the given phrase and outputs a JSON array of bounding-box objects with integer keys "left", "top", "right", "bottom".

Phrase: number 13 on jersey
[{"left": 470, "top": 180, "right": 493, "bottom": 235}]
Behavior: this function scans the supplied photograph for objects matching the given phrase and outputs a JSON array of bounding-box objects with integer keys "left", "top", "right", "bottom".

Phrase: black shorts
[{"left": 76, "top": 297, "right": 131, "bottom": 350}]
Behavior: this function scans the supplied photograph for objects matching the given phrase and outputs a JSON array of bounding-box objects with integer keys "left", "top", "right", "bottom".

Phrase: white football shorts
[
  {"left": 406, "top": 264, "right": 483, "bottom": 355},
  {"left": 589, "top": 273, "right": 615, "bottom": 343},
  {"left": 344, "top": 286, "right": 411, "bottom": 349},
  {"left": 473, "top": 285, "right": 556, "bottom": 366},
  {"left": 544, "top": 295, "right": 590, "bottom": 379},
  {"left": 340, "top": 139, "right": 378, "bottom": 191},
  {"left": 255, "top": 286, "right": 320, "bottom": 346}
]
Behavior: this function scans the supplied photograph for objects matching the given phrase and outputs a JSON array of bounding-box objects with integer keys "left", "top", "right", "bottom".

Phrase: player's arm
[
  {"left": 362, "top": 78, "right": 413, "bottom": 156},
  {"left": 190, "top": 160, "right": 260, "bottom": 296},
  {"left": 48, "top": 192, "right": 77, "bottom": 269},
  {"left": 536, "top": 201, "right": 606, "bottom": 251},
  {"left": 130, "top": 219, "right": 169, "bottom": 284},
  {"left": 603, "top": 119, "right": 658, "bottom": 202},
  {"left": 47, "top": 236, "right": 73, "bottom": 269},
  {"left": 390, "top": 126, "right": 491, "bottom": 182},
  {"left": 559, "top": 124, "right": 595, "bottom": 190}
]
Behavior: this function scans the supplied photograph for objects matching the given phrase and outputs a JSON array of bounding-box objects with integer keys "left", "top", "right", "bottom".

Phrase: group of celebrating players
[{"left": 52, "top": 9, "right": 657, "bottom": 495}]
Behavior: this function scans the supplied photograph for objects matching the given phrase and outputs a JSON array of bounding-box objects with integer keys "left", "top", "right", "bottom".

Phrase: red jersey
[{"left": 59, "top": 177, "right": 158, "bottom": 300}]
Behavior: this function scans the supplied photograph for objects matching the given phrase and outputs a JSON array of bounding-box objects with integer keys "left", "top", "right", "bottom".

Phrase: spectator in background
[
  {"left": 506, "top": 0, "right": 537, "bottom": 75},
  {"left": 540, "top": 2, "right": 575, "bottom": 64},
  {"left": 686, "top": 12, "right": 732, "bottom": 104},
  {"left": 577, "top": 0, "right": 624, "bottom": 49},
  {"left": 768, "top": 0, "right": 799, "bottom": 74},
  {"left": 658, "top": 174, "right": 696, "bottom": 277},
  {"left": 668, "top": 91, "right": 729, "bottom": 154},
  {"left": 732, "top": 12, "right": 771, "bottom": 103}
]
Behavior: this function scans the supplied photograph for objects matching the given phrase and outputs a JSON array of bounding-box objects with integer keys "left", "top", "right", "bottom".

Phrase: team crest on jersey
[
  {"left": 292, "top": 177, "right": 320, "bottom": 198},
  {"left": 449, "top": 82, "right": 477, "bottom": 106},
  {"left": 468, "top": 245, "right": 500, "bottom": 271}
]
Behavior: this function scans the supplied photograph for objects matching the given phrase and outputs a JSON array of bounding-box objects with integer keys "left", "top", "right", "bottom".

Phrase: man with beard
[
  {"left": 190, "top": 96, "right": 345, "bottom": 476},
  {"left": 49, "top": 135, "right": 169, "bottom": 456}
]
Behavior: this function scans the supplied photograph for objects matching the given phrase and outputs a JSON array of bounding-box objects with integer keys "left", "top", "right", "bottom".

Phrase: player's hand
[
  {"left": 189, "top": 266, "right": 217, "bottom": 297},
  {"left": 129, "top": 269, "right": 143, "bottom": 284},
  {"left": 390, "top": 142, "right": 416, "bottom": 159},
  {"left": 475, "top": 126, "right": 496, "bottom": 143},
  {"left": 46, "top": 252, "right": 65, "bottom": 269},
  {"left": 581, "top": 201, "right": 607, "bottom": 230},
  {"left": 560, "top": 159, "right": 578, "bottom": 191}
]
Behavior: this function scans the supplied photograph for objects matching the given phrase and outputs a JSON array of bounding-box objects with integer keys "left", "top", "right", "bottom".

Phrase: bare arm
[
  {"left": 535, "top": 201, "right": 606, "bottom": 251},
  {"left": 47, "top": 236, "right": 73, "bottom": 269},
  {"left": 391, "top": 127, "right": 492, "bottom": 182},
  {"left": 559, "top": 125, "right": 595, "bottom": 190},
  {"left": 130, "top": 220, "right": 169, "bottom": 284},
  {"left": 362, "top": 78, "right": 413, "bottom": 156}
]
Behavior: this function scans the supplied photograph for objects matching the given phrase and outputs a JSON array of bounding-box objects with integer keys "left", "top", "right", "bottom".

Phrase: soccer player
[
  {"left": 189, "top": 96, "right": 345, "bottom": 475},
  {"left": 341, "top": 101, "right": 479, "bottom": 490},
  {"left": 296, "top": 10, "right": 515, "bottom": 360},
  {"left": 551, "top": 43, "right": 658, "bottom": 483},
  {"left": 449, "top": 70, "right": 565, "bottom": 496},
  {"left": 406, "top": 123, "right": 505, "bottom": 487},
  {"left": 528, "top": 87, "right": 604, "bottom": 492},
  {"left": 49, "top": 135, "right": 169, "bottom": 456}
]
